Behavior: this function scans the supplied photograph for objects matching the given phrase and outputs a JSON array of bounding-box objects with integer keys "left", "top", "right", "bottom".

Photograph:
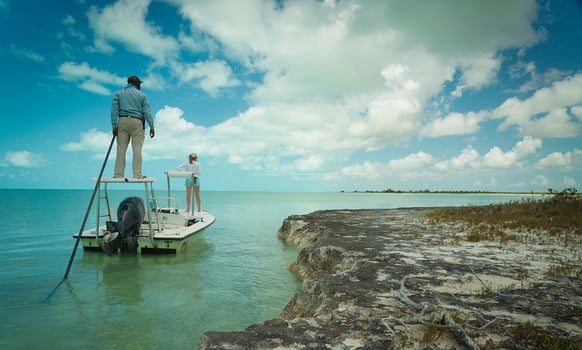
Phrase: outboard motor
[{"left": 102, "top": 197, "right": 145, "bottom": 255}]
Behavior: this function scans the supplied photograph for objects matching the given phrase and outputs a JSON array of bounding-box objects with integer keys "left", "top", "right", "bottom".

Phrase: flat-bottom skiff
[{"left": 74, "top": 172, "right": 215, "bottom": 254}]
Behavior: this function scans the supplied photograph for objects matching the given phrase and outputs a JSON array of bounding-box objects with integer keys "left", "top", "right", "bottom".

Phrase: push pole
[{"left": 63, "top": 135, "right": 116, "bottom": 280}]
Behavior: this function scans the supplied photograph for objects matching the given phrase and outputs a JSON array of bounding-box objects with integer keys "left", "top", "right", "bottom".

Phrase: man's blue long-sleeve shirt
[{"left": 110, "top": 84, "right": 154, "bottom": 128}]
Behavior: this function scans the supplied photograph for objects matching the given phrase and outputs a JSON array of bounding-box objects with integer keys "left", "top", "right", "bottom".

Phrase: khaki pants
[{"left": 114, "top": 117, "right": 145, "bottom": 178}]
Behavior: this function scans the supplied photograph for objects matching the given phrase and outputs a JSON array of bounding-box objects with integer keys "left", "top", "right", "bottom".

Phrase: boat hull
[{"left": 75, "top": 210, "right": 215, "bottom": 254}]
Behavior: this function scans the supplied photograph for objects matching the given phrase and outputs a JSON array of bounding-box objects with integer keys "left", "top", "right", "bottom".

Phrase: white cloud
[
  {"left": 493, "top": 73, "right": 582, "bottom": 137},
  {"left": 3, "top": 151, "right": 47, "bottom": 168},
  {"left": 340, "top": 161, "right": 385, "bottom": 180},
  {"left": 434, "top": 136, "right": 542, "bottom": 172},
  {"left": 60, "top": 128, "right": 112, "bottom": 155},
  {"left": 530, "top": 174, "right": 549, "bottom": 186},
  {"left": 388, "top": 152, "right": 433, "bottom": 171},
  {"left": 79, "top": 80, "right": 111, "bottom": 95},
  {"left": 339, "top": 151, "right": 433, "bottom": 182},
  {"left": 452, "top": 53, "right": 502, "bottom": 97},
  {"left": 58, "top": 61, "right": 122, "bottom": 94},
  {"left": 421, "top": 112, "right": 485, "bottom": 138},
  {"left": 59, "top": 61, "right": 119, "bottom": 83},
  {"left": 434, "top": 145, "right": 480, "bottom": 171},
  {"left": 522, "top": 108, "right": 582, "bottom": 138},
  {"left": 293, "top": 155, "right": 323, "bottom": 172},
  {"left": 143, "top": 106, "right": 208, "bottom": 160},
  {"left": 56, "top": 0, "right": 581, "bottom": 192},
  {"left": 62, "top": 14, "right": 87, "bottom": 42},
  {"left": 70, "top": 0, "right": 550, "bottom": 155},
  {"left": 58, "top": 61, "right": 166, "bottom": 93},
  {"left": 534, "top": 148, "right": 582, "bottom": 170},
  {"left": 176, "top": 60, "right": 241, "bottom": 97},
  {"left": 480, "top": 136, "right": 542, "bottom": 169},
  {"left": 87, "top": 0, "right": 179, "bottom": 62},
  {"left": 9, "top": 45, "right": 45, "bottom": 63}
]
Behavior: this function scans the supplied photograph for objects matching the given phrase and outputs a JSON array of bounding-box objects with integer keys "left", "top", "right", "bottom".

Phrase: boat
[{"left": 74, "top": 171, "right": 215, "bottom": 254}]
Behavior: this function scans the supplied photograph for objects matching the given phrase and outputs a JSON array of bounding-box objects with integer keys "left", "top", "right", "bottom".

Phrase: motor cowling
[{"left": 102, "top": 197, "right": 145, "bottom": 254}]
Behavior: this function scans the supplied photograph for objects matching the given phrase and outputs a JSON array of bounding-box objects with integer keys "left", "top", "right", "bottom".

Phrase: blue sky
[{"left": 0, "top": 0, "right": 581, "bottom": 192}]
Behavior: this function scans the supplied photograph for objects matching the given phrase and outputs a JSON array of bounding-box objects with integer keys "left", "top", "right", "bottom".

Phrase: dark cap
[{"left": 127, "top": 75, "right": 143, "bottom": 85}]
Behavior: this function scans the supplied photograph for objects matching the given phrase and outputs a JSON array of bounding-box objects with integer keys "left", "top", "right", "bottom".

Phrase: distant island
[
  {"left": 343, "top": 187, "right": 579, "bottom": 196},
  {"left": 344, "top": 189, "right": 548, "bottom": 195}
]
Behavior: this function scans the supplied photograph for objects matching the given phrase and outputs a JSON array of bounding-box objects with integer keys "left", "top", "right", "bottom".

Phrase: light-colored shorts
[{"left": 185, "top": 177, "right": 200, "bottom": 187}]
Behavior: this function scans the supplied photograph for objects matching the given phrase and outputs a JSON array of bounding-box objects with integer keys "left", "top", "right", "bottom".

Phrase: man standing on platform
[{"left": 110, "top": 75, "right": 155, "bottom": 179}]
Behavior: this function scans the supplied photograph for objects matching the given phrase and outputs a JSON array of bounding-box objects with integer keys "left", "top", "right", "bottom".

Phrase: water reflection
[{"left": 58, "top": 240, "right": 214, "bottom": 348}]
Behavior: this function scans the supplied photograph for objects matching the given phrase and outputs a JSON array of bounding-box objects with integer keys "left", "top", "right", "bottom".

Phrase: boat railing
[
  {"left": 164, "top": 170, "right": 197, "bottom": 212},
  {"left": 92, "top": 176, "right": 160, "bottom": 244},
  {"left": 151, "top": 196, "right": 180, "bottom": 212}
]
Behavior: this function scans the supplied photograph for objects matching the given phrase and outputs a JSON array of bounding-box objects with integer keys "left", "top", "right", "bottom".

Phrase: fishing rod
[{"left": 44, "top": 135, "right": 116, "bottom": 302}]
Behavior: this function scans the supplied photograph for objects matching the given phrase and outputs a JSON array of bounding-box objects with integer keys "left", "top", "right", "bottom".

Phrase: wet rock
[{"left": 199, "top": 208, "right": 582, "bottom": 349}]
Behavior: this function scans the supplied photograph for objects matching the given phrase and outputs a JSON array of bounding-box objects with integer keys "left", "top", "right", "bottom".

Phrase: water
[{"left": 0, "top": 189, "right": 534, "bottom": 349}]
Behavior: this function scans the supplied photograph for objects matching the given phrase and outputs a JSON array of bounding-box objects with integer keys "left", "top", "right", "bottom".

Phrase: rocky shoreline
[{"left": 199, "top": 208, "right": 582, "bottom": 349}]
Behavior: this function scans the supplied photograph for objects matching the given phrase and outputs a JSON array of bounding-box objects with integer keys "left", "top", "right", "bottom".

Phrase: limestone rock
[{"left": 199, "top": 208, "right": 582, "bottom": 349}]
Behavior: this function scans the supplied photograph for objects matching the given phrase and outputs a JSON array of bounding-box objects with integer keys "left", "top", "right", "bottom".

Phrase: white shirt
[{"left": 177, "top": 160, "right": 200, "bottom": 177}]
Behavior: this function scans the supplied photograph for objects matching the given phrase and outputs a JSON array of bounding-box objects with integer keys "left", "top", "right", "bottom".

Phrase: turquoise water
[{"left": 0, "top": 189, "right": 534, "bottom": 349}]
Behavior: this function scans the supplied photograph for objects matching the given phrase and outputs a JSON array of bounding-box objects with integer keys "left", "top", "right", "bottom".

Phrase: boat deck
[{"left": 94, "top": 177, "right": 157, "bottom": 183}]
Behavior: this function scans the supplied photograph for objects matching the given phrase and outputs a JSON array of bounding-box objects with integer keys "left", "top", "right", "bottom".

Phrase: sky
[{"left": 0, "top": 0, "right": 581, "bottom": 192}]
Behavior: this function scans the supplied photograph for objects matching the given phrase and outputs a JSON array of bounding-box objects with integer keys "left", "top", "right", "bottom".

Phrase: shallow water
[{"left": 0, "top": 189, "right": 533, "bottom": 349}]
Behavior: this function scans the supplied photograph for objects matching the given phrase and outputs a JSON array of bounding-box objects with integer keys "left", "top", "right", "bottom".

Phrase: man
[{"left": 110, "top": 75, "right": 155, "bottom": 179}]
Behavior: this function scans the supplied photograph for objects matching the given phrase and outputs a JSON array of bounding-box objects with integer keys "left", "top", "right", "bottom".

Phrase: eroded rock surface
[{"left": 199, "top": 208, "right": 582, "bottom": 349}]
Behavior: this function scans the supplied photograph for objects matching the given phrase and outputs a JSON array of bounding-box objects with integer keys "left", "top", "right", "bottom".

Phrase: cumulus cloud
[
  {"left": 421, "top": 112, "right": 485, "bottom": 138},
  {"left": 58, "top": 61, "right": 165, "bottom": 94},
  {"left": 60, "top": 128, "right": 113, "bottom": 155},
  {"left": 340, "top": 161, "right": 386, "bottom": 180},
  {"left": 388, "top": 152, "right": 433, "bottom": 171},
  {"left": 61, "top": 110, "right": 207, "bottom": 161},
  {"left": 522, "top": 108, "right": 582, "bottom": 138},
  {"left": 534, "top": 148, "right": 582, "bottom": 170},
  {"left": 54, "top": 0, "right": 580, "bottom": 191},
  {"left": 58, "top": 61, "right": 123, "bottom": 95},
  {"left": 434, "top": 146, "right": 480, "bottom": 171},
  {"left": 480, "top": 136, "right": 542, "bottom": 169},
  {"left": 493, "top": 73, "right": 582, "bottom": 137},
  {"left": 531, "top": 174, "right": 549, "bottom": 186},
  {"left": 433, "top": 136, "right": 542, "bottom": 173},
  {"left": 176, "top": 60, "right": 241, "bottom": 97},
  {"left": 3, "top": 151, "right": 47, "bottom": 168},
  {"left": 452, "top": 53, "right": 502, "bottom": 98},
  {"left": 87, "top": 0, "right": 179, "bottom": 61}
]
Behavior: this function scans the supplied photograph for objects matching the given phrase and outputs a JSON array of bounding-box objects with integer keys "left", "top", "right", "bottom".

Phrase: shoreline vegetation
[{"left": 345, "top": 187, "right": 579, "bottom": 196}]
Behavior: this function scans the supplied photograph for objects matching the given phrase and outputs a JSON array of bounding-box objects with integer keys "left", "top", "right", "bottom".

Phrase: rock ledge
[{"left": 199, "top": 208, "right": 582, "bottom": 349}]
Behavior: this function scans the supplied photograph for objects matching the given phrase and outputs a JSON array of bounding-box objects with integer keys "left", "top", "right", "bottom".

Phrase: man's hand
[
  {"left": 113, "top": 127, "right": 118, "bottom": 136},
  {"left": 150, "top": 128, "right": 155, "bottom": 138}
]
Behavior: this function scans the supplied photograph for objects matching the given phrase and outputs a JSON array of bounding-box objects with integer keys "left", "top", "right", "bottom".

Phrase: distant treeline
[
  {"left": 344, "top": 190, "right": 544, "bottom": 194},
  {"left": 344, "top": 187, "right": 579, "bottom": 196}
]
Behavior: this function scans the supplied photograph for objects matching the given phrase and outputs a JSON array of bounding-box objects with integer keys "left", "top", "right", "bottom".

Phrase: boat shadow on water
[
  {"left": 79, "top": 237, "right": 213, "bottom": 267},
  {"left": 63, "top": 238, "right": 213, "bottom": 308}
]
